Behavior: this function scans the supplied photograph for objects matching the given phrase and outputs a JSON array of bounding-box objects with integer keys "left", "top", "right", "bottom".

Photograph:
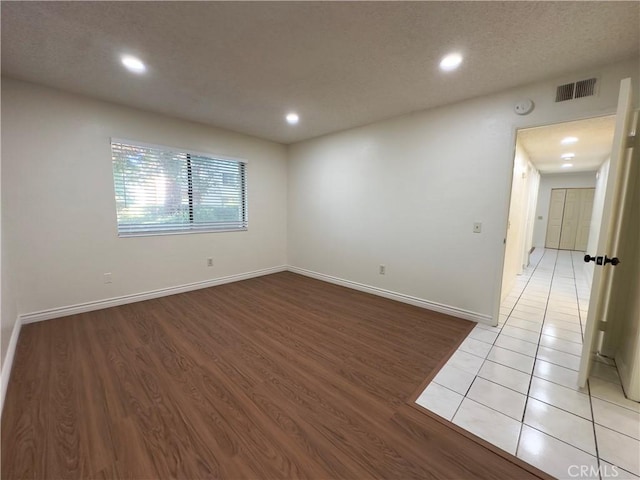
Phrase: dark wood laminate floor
[{"left": 2, "top": 272, "right": 545, "bottom": 479}]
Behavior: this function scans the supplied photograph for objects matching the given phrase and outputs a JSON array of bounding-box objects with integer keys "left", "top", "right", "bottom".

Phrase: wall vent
[
  {"left": 575, "top": 78, "right": 597, "bottom": 98},
  {"left": 555, "top": 77, "right": 598, "bottom": 102},
  {"left": 555, "top": 83, "right": 575, "bottom": 102}
]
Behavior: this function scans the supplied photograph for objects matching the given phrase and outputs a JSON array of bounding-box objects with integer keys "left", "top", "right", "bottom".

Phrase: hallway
[{"left": 416, "top": 248, "right": 640, "bottom": 479}]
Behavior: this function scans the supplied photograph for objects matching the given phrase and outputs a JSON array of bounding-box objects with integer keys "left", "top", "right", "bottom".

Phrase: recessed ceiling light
[
  {"left": 562, "top": 163, "right": 573, "bottom": 168},
  {"left": 561, "top": 136, "right": 578, "bottom": 145},
  {"left": 286, "top": 112, "right": 299, "bottom": 125},
  {"left": 121, "top": 55, "right": 146, "bottom": 74},
  {"left": 561, "top": 153, "right": 575, "bottom": 159},
  {"left": 439, "top": 52, "right": 463, "bottom": 72}
]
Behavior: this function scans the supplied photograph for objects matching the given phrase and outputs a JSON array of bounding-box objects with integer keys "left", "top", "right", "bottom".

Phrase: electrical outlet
[
  {"left": 379, "top": 264, "right": 386, "bottom": 275},
  {"left": 473, "top": 222, "right": 482, "bottom": 233},
  {"left": 104, "top": 272, "right": 112, "bottom": 284},
  {"left": 207, "top": 257, "right": 213, "bottom": 267}
]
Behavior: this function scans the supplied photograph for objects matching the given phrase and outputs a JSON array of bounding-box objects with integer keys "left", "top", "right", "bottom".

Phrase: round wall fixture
[{"left": 514, "top": 99, "right": 534, "bottom": 115}]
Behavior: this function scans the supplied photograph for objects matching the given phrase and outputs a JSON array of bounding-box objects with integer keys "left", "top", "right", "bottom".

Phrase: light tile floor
[{"left": 416, "top": 248, "right": 640, "bottom": 480}]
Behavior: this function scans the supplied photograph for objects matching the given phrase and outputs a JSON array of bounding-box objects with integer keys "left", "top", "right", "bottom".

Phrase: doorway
[
  {"left": 498, "top": 84, "right": 640, "bottom": 401},
  {"left": 500, "top": 115, "right": 615, "bottom": 303}
]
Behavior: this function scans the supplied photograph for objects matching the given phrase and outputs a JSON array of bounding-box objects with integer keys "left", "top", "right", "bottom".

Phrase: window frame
[{"left": 111, "top": 138, "right": 248, "bottom": 238}]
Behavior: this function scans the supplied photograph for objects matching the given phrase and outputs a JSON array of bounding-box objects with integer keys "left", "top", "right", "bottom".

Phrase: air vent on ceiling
[
  {"left": 555, "top": 77, "right": 598, "bottom": 102},
  {"left": 575, "top": 78, "right": 597, "bottom": 98},
  {"left": 555, "top": 83, "right": 575, "bottom": 102}
]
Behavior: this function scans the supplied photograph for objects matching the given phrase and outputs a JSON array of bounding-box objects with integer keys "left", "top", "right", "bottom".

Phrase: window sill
[{"left": 118, "top": 227, "right": 248, "bottom": 238}]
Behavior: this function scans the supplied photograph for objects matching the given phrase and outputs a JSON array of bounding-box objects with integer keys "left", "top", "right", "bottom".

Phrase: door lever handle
[
  {"left": 583, "top": 254, "right": 620, "bottom": 266},
  {"left": 604, "top": 256, "right": 620, "bottom": 266}
]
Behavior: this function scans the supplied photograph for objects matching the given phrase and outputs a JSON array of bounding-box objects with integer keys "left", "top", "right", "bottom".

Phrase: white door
[
  {"left": 609, "top": 128, "right": 640, "bottom": 400},
  {"left": 574, "top": 188, "right": 595, "bottom": 251},
  {"left": 559, "top": 189, "right": 580, "bottom": 250},
  {"left": 578, "top": 78, "right": 636, "bottom": 387},
  {"left": 545, "top": 189, "right": 566, "bottom": 249}
]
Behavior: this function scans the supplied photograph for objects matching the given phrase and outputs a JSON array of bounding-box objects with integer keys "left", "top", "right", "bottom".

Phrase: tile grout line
[
  {"left": 586, "top": 378, "right": 602, "bottom": 477},
  {"left": 459, "top": 339, "right": 566, "bottom": 364},
  {"left": 463, "top": 374, "right": 594, "bottom": 420},
  {"left": 572, "top": 252, "right": 604, "bottom": 480},
  {"left": 470, "top": 248, "right": 549, "bottom": 450},
  {"left": 536, "top": 331, "right": 584, "bottom": 344},
  {"left": 452, "top": 393, "right": 524, "bottom": 423},
  {"left": 515, "top": 248, "right": 559, "bottom": 453},
  {"left": 589, "top": 391, "right": 640, "bottom": 414},
  {"left": 433, "top": 361, "right": 629, "bottom": 404},
  {"left": 523, "top": 423, "right": 604, "bottom": 459},
  {"left": 502, "top": 323, "right": 580, "bottom": 342},
  {"left": 494, "top": 331, "right": 583, "bottom": 359},
  {"left": 591, "top": 421, "right": 640, "bottom": 442},
  {"left": 449, "top": 249, "right": 545, "bottom": 423},
  {"left": 530, "top": 354, "right": 580, "bottom": 371}
]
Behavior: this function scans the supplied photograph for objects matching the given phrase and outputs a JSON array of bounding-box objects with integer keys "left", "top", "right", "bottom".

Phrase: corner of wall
[
  {"left": 287, "top": 265, "right": 493, "bottom": 325},
  {"left": 284, "top": 142, "right": 293, "bottom": 268},
  {"left": 0, "top": 316, "right": 22, "bottom": 415}
]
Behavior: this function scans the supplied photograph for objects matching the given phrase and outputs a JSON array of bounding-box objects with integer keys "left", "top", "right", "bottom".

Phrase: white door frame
[{"left": 493, "top": 112, "right": 618, "bottom": 327}]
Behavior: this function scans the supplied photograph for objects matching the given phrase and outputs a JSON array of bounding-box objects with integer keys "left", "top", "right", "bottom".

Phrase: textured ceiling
[
  {"left": 2, "top": 1, "right": 639, "bottom": 144},
  {"left": 518, "top": 115, "right": 616, "bottom": 174}
]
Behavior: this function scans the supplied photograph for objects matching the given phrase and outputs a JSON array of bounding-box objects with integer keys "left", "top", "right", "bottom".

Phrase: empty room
[{"left": 2, "top": 2, "right": 639, "bottom": 479}]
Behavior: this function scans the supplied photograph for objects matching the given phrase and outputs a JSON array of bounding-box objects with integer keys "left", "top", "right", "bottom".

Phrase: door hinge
[
  {"left": 597, "top": 320, "right": 608, "bottom": 332},
  {"left": 627, "top": 134, "right": 637, "bottom": 148}
]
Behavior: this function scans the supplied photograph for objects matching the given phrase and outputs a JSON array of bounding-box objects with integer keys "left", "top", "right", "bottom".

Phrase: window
[{"left": 111, "top": 139, "right": 247, "bottom": 236}]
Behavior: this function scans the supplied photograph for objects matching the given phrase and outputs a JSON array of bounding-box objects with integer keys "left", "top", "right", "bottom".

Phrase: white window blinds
[{"left": 111, "top": 140, "right": 247, "bottom": 236}]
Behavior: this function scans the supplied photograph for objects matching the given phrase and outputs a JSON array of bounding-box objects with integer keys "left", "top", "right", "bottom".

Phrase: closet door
[
  {"left": 546, "top": 189, "right": 566, "bottom": 249},
  {"left": 574, "top": 188, "right": 595, "bottom": 251},
  {"left": 559, "top": 189, "right": 580, "bottom": 250}
]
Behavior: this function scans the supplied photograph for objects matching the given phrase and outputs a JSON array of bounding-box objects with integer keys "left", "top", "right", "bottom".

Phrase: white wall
[
  {"left": 288, "top": 59, "right": 638, "bottom": 322},
  {"left": 501, "top": 141, "right": 539, "bottom": 300},
  {"left": 532, "top": 172, "right": 598, "bottom": 248},
  {"left": 1, "top": 79, "right": 288, "bottom": 365},
  {"left": 1, "top": 58, "right": 638, "bottom": 368}
]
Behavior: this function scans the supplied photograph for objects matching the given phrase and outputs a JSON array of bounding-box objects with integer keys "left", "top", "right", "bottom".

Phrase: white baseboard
[
  {"left": 20, "top": 265, "right": 287, "bottom": 324},
  {"left": 17, "top": 264, "right": 491, "bottom": 326},
  {"left": 3, "top": 264, "right": 489, "bottom": 415},
  {"left": 287, "top": 266, "right": 492, "bottom": 325},
  {"left": 1, "top": 316, "right": 23, "bottom": 415}
]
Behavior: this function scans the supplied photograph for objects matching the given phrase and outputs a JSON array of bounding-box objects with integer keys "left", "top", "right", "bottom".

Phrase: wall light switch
[
  {"left": 104, "top": 272, "right": 112, "bottom": 284},
  {"left": 473, "top": 222, "right": 482, "bottom": 233}
]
